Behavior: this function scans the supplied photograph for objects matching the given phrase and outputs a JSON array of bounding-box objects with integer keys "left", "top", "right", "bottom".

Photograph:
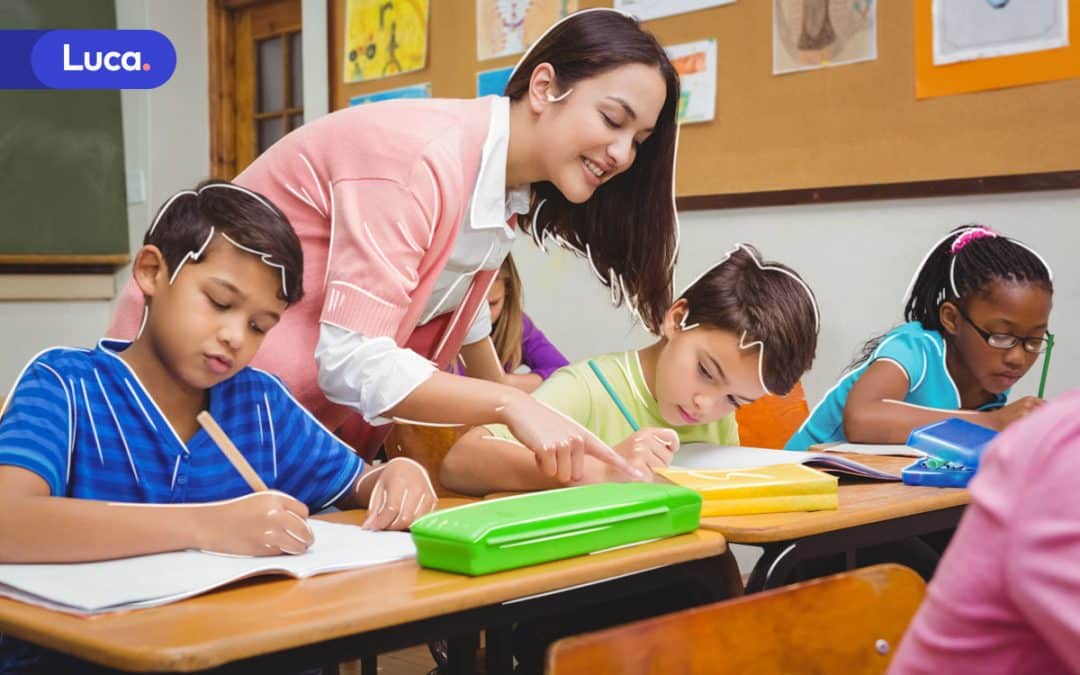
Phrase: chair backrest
[
  {"left": 384, "top": 423, "right": 467, "bottom": 497},
  {"left": 546, "top": 563, "right": 926, "bottom": 675},
  {"left": 734, "top": 380, "right": 810, "bottom": 449}
]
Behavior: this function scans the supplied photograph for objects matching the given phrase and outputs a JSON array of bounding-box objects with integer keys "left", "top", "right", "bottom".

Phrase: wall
[
  {"left": 0, "top": 0, "right": 209, "bottom": 389},
  {"left": 513, "top": 190, "right": 1080, "bottom": 405}
]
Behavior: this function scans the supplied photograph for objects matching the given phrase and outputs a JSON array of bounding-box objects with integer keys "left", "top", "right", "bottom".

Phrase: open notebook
[
  {"left": 0, "top": 520, "right": 416, "bottom": 615},
  {"left": 673, "top": 444, "right": 901, "bottom": 481},
  {"left": 817, "top": 442, "right": 926, "bottom": 458}
]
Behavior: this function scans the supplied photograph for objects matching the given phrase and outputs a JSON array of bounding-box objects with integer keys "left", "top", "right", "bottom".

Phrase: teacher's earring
[{"left": 546, "top": 88, "right": 573, "bottom": 102}]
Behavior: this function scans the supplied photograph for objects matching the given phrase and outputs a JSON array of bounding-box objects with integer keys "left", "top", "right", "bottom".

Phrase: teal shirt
[{"left": 785, "top": 322, "right": 1007, "bottom": 451}]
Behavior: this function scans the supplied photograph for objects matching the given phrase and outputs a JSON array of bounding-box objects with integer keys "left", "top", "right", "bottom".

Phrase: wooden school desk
[
  {"left": 0, "top": 500, "right": 731, "bottom": 675},
  {"left": 699, "top": 454, "right": 969, "bottom": 593}
]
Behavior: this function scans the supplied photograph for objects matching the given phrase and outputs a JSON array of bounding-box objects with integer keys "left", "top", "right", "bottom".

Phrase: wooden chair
[
  {"left": 384, "top": 422, "right": 467, "bottom": 497},
  {"left": 546, "top": 563, "right": 926, "bottom": 675},
  {"left": 735, "top": 380, "right": 810, "bottom": 449}
]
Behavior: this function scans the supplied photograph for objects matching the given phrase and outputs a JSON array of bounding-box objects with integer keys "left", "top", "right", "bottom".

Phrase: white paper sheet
[
  {"left": 615, "top": 0, "right": 734, "bottom": 22},
  {"left": 0, "top": 520, "right": 416, "bottom": 614},
  {"left": 673, "top": 444, "right": 900, "bottom": 481},
  {"left": 665, "top": 39, "right": 718, "bottom": 125},
  {"left": 933, "top": 0, "right": 1069, "bottom": 65}
]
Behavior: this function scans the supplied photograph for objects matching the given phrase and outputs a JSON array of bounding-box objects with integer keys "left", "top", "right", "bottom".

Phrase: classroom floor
[{"left": 338, "top": 646, "right": 437, "bottom": 674}]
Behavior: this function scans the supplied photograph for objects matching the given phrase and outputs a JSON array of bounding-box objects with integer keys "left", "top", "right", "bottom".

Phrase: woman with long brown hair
[{"left": 108, "top": 8, "right": 680, "bottom": 483}]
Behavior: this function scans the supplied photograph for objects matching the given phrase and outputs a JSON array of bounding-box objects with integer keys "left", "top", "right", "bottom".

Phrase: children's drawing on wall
[
  {"left": 773, "top": 0, "right": 877, "bottom": 75},
  {"left": 933, "top": 0, "right": 1068, "bottom": 65},
  {"left": 476, "top": 0, "right": 578, "bottom": 61},
  {"left": 348, "top": 82, "right": 431, "bottom": 107},
  {"left": 665, "top": 39, "right": 717, "bottom": 124},
  {"left": 614, "top": 0, "right": 734, "bottom": 22},
  {"left": 344, "top": 0, "right": 429, "bottom": 82}
]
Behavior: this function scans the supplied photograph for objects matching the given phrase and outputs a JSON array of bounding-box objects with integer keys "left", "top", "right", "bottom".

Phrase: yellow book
[{"left": 655, "top": 464, "right": 839, "bottom": 516}]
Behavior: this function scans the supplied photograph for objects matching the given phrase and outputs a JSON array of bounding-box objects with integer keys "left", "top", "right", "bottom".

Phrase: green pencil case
[{"left": 409, "top": 483, "right": 702, "bottom": 575}]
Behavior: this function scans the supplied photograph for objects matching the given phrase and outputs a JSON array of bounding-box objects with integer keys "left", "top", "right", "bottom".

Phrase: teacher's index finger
[{"left": 584, "top": 434, "right": 645, "bottom": 479}]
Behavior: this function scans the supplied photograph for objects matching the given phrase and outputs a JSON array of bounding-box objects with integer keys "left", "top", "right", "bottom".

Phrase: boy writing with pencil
[
  {"left": 0, "top": 181, "right": 434, "bottom": 567},
  {"left": 440, "top": 244, "right": 820, "bottom": 496}
]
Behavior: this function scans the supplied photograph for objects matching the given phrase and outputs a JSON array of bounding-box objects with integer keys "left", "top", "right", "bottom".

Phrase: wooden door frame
[
  {"left": 208, "top": 0, "right": 296, "bottom": 179},
  {"left": 208, "top": 0, "right": 243, "bottom": 179}
]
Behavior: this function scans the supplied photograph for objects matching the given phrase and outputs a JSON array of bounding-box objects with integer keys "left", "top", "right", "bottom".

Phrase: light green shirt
[{"left": 484, "top": 350, "right": 740, "bottom": 447}]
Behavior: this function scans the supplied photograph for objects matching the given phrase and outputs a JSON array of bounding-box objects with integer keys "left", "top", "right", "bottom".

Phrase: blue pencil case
[
  {"left": 901, "top": 418, "right": 998, "bottom": 488},
  {"left": 900, "top": 459, "right": 976, "bottom": 488}
]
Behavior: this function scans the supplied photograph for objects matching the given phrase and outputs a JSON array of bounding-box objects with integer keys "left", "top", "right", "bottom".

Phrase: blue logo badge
[{"left": 0, "top": 30, "right": 176, "bottom": 89}]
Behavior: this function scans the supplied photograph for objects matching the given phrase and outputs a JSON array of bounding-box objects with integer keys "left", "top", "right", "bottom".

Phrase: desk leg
[
  {"left": 743, "top": 506, "right": 966, "bottom": 593},
  {"left": 485, "top": 625, "right": 514, "bottom": 674},
  {"left": 744, "top": 542, "right": 803, "bottom": 593},
  {"left": 447, "top": 632, "right": 480, "bottom": 675}
]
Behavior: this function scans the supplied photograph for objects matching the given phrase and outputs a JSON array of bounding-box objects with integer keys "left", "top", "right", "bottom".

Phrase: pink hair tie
[{"left": 950, "top": 226, "right": 997, "bottom": 255}]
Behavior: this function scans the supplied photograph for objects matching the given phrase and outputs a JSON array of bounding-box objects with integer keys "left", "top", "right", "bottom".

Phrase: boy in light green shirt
[
  {"left": 483, "top": 349, "right": 739, "bottom": 452},
  {"left": 440, "top": 245, "right": 819, "bottom": 496}
]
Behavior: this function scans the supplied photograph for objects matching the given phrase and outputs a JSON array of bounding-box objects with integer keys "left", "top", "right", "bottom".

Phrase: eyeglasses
[{"left": 956, "top": 307, "right": 1053, "bottom": 354}]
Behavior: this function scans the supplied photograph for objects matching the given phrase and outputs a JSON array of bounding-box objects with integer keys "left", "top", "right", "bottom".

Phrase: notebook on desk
[
  {"left": 656, "top": 464, "right": 839, "bottom": 516},
  {"left": 0, "top": 520, "right": 416, "bottom": 615},
  {"left": 815, "top": 442, "right": 926, "bottom": 458},
  {"left": 672, "top": 444, "right": 901, "bottom": 481}
]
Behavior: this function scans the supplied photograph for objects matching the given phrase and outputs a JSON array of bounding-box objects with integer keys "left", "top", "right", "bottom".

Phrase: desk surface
[
  {"left": 699, "top": 455, "right": 970, "bottom": 544},
  {"left": 0, "top": 501, "right": 727, "bottom": 673}
]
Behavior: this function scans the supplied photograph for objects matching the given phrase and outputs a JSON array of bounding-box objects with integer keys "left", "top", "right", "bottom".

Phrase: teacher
[{"left": 109, "top": 9, "right": 681, "bottom": 483}]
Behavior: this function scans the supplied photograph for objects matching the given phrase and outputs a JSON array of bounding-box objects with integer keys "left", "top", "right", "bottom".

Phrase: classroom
[{"left": 1, "top": 0, "right": 1078, "bottom": 673}]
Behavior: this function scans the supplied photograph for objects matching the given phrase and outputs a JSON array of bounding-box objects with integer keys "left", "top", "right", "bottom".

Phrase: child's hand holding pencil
[{"left": 196, "top": 411, "right": 314, "bottom": 556}]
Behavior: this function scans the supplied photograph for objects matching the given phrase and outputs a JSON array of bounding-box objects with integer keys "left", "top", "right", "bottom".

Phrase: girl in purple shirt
[{"left": 482, "top": 255, "right": 569, "bottom": 392}]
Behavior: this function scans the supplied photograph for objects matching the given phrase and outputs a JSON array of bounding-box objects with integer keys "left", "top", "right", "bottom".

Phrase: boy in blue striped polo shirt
[
  {"left": 0, "top": 183, "right": 435, "bottom": 555},
  {"left": 0, "top": 181, "right": 437, "bottom": 670}
]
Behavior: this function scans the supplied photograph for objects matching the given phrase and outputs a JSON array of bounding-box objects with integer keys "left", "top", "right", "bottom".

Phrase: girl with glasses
[{"left": 787, "top": 225, "right": 1053, "bottom": 450}]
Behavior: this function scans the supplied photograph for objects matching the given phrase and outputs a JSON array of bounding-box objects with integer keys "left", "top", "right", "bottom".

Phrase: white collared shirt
[{"left": 316, "top": 97, "right": 530, "bottom": 424}]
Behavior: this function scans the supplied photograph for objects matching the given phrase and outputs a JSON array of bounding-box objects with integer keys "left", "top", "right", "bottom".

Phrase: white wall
[
  {"left": 0, "top": 1, "right": 209, "bottom": 390},
  {"left": 514, "top": 190, "right": 1080, "bottom": 405}
]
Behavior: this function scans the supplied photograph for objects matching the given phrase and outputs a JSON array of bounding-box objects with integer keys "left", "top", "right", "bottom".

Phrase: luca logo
[{"left": 29, "top": 30, "right": 176, "bottom": 89}]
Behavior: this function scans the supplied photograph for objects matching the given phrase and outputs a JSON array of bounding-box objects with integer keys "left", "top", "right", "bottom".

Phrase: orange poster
[{"left": 915, "top": 0, "right": 1080, "bottom": 99}]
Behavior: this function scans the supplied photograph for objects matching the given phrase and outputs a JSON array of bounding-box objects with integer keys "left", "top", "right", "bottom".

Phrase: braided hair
[{"left": 848, "top": 225, "right": 1052, "bottom": 371}]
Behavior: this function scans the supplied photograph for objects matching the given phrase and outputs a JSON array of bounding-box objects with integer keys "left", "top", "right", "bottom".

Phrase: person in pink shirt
[
  {"left": 108, "top": 9, "right": 681, "bottom": 483},
  {"left": 890, "top": 389, "right": 1080, "bottom": 674}
]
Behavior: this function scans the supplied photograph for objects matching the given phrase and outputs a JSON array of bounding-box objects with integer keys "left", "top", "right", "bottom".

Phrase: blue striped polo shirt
[{"left": 0, "top": 339, "right": 363, "bottom": 508}]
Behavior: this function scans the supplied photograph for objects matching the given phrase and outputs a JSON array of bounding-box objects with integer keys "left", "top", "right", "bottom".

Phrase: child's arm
[
  {"left": 258, "top": 374, "right": 438, "bottom": 531},
  {"left": 387, "top": 371, "right": 639, "bottom": 481},
  {"left": 519, "top": 314, "right": 570, "bottom": 380},
  {"left": 459, "top": 336, "right": 508, "bottom": 384},
  {"left": 440, "top": 425, "right": 678, "bottom": 497},
  {"left": 843, "top": 361, "right": 1042, "bottom": 443},
  {"left": 0, "top": 465, "right": 313, "bottom": 563}
]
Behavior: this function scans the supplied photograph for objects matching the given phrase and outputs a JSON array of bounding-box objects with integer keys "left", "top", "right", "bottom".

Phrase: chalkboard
[{"left": 0, "top": 0, "right": 129, "bottom": 265}]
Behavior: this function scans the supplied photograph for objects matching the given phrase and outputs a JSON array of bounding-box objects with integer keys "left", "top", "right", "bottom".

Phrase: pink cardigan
[{"left": 109, "top": 98, "right": 506, "bottom": 458}]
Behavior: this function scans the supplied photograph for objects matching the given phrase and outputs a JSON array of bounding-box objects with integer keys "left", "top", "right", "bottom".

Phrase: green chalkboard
[{"left": 0, "top": 0, "right": 128, "bottom": 260}]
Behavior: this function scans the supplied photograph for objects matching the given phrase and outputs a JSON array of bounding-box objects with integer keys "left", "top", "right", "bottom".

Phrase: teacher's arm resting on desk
[{"left": 842, "top": 361, "right": 1040, "bottom": 444}]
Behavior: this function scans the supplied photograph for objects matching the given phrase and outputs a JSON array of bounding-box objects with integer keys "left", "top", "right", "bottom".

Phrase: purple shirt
[
  {"left": 889, "top": 389, "right": 1080, "bottom": 675},
  {"left": 519, "top": 313, "right": 569, "bottom": 379}
]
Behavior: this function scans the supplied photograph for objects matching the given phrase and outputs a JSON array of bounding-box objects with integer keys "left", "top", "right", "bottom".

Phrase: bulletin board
[{"left": 330, "top": 0, "right": 1080, "bottom": 207}]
